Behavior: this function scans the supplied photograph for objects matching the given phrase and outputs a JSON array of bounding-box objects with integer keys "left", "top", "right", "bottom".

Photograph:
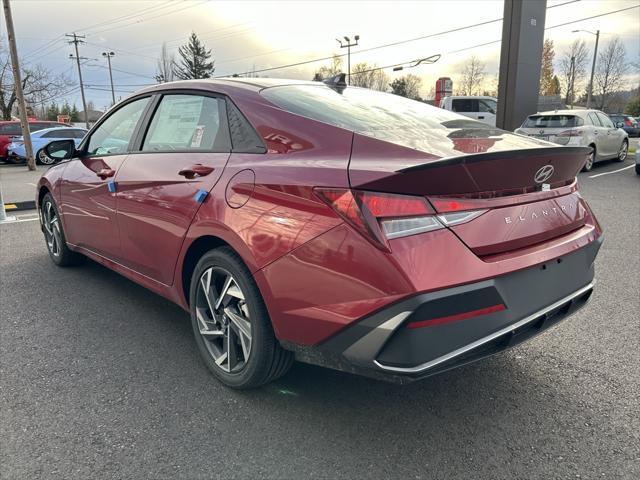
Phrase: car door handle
[
  {"left": 178, "top": 164, "right": 215, "bottom": 179},
  {"left": 97, "top": 168, "right": 115, "bottom": 179},
  {"left": 478, "top": 116, "right": 485, "bottom": 119}
]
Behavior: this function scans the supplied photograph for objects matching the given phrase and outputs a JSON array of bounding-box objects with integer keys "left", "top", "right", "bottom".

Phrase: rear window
[
  {"left": 523, "top": 115, "right": 583, "bottom": 128},
  {"left": 261, "top": 85, "right": 490, "bottom": 151}
]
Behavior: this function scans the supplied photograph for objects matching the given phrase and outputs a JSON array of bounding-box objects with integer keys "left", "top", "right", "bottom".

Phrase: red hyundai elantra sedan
[{"left": 37, "top": 77, "right": 602, "bottom": 388}]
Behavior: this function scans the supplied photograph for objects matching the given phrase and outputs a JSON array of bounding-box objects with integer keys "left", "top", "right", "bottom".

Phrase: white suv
[
  {"left": 439, "top": 96, "right": 498, "bottom": 127},
  {"left": 515, "top": 109, "right": 629, "bottom": 171}
]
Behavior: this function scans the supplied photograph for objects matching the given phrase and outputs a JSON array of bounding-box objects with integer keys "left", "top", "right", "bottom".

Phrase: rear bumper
[{"left": 286, "top": 236, "right": 602, "bottom": 383}]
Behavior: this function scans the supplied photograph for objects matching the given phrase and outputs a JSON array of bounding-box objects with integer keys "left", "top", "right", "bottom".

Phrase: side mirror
[
  {"left": 44, "top": 139, "right": 76, "bottom": 161},
  {"left": 615, "top": 121, "right": 624, "bottom": 128}
]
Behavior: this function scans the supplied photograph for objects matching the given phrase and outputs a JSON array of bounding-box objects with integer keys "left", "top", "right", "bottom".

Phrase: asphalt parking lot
[{"left": 1, "top": 157, "right": 638, "bottom": 479}]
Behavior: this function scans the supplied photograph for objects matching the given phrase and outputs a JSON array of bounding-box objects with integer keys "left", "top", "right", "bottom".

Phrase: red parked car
[
  {"left": 37, "top": 77, "right": 602, "bottom": 388},
  {"left": 0, "top": 120, "right": 70, "bottom": 162}
]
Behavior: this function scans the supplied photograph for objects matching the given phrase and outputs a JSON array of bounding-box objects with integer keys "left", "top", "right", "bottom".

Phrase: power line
[
  {"left": 75, "top": 0, "right": 175, "bottom": 34},
  {"left": 220, "top": 2, "right": 636, "bottom": 78}
]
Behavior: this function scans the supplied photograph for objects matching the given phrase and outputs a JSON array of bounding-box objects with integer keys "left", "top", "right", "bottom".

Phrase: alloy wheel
[
  {"left": 585, "top": 150, "right": 594, "bottom": 171},
  {"left": 43, "top": 201, "right": 62, "bottom": 257},
  {"left": 618, "top": 142, "right": 628, "bottom": 161},
  {"left": 38, "top": 149, "right": 55, "bottom": 165},
  {"left": 195, "top": 267, "right": 252, "bottom": 373}
]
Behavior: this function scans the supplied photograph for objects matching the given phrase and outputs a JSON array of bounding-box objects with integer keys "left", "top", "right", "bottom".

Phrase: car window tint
[
  {"left": 596, "top": 113, "right": 614, "bottom": 128},
  {"left": 70, "top": 129, "right": 86, "bottom": 139},
  {"left": 87, "top": 97, "right": 149, "bottom": 156},
  {"left": 226, "top": 99, "right": 266, "bottom": 153},
  {"left": 587, "top": 113, "right": 601, "bottom": 126},
  {"left": 142, "top": 94, "right": 228, "bottom": 152},
  {"left": 523, "top": 115, "right": 581, "bottom": 128},
  {"left": 452, "top": 99, "right": 478, "bottom": 112}
]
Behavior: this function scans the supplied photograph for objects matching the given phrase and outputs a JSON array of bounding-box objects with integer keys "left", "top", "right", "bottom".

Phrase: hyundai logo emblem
[{"left": 534, "top": 165, "right": 554, "bottom": 184}]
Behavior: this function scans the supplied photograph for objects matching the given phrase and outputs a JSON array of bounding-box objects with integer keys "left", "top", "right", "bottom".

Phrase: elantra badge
[{"left": 534, "top": 165, "right": 554, "bottom": 184}]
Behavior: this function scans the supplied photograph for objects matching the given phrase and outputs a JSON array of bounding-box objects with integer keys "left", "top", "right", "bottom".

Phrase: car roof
[
  {"left": 32, "top": 126, "right": 86, "bottom": 135},
  {"left": 137, "top": 77, "right": 320, "bottom": 96},
  {"left": 533, "top": 109, "right": 604, "bottom": 117}
]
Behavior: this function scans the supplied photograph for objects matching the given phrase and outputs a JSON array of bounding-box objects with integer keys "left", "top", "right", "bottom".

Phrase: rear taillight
[
  {"left": 315, "top": 188, "right": 485, "bottom": 251},
  {"left": 557, "top": 129, "right": 583, "bottom": 137},
  {"left": 624, "top": 118, "right": 633, "bottom": 127}
]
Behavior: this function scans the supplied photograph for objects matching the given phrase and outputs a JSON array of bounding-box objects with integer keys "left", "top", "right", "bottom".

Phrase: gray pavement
[
  {"left": 0, "top": 164, "right": 48, "bottom": 204},
  {"left": 1, "top": 157, "right": 639, "bottom": 479}
]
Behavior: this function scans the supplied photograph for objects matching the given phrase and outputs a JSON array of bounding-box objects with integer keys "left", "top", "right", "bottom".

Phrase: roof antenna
[{"left": 323, "top": 73, "right": 347, "bottom": 92}]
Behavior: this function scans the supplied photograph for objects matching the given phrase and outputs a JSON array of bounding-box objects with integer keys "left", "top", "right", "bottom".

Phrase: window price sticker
[{"left": 191, "top": 125, "right": 205, "bottom": 148}]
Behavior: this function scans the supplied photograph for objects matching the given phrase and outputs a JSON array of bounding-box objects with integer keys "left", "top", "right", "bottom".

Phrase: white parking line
[
  {"left": 27, "top": 183, "right": 37, "bottom": 187},
  {"left": 589, "top": 164, "right": 635, "bottom": 178}
]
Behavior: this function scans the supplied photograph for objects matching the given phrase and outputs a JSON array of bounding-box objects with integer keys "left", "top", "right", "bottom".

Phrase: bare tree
[
  {"left": 349, "top": 62, "right": 389, "bottom": 91},
  {"left": 594, "top": 37, "right": 628, "bottom": 111},
  {"left": 0, "top": 44, "right": 72, "bottom": 120},
  {"left": 312, "top": 54, "right": 342, "bottom": 81},
  {"left": 155, "top": 42, "right": 175, "bottom": 83},
  {"left": 559, "top": 39, "right": 589, "bottom": 106},
  {"left": 458, "top": 55, "right": 485, "bottom": 96}
]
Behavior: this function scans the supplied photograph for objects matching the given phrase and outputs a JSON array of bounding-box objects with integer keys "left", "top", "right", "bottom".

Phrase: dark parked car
[
  {"left": 609, "top": 114, "right": 639, "bottom": 137},
  {"left": 0, "top": 120, "right": 70, "bottom": 162},
  {"left": 38, "top": 77, "right": 602, "bottom": 388}
]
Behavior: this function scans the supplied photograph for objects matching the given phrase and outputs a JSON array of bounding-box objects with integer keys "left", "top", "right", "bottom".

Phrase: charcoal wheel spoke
[{"left": 196, "top": 267, "right": 252, "bottom": 374}]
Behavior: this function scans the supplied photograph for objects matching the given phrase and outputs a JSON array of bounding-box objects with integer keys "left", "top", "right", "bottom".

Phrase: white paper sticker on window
[{"left": 191, "top": 125, "right": 205, "bottom": 148}]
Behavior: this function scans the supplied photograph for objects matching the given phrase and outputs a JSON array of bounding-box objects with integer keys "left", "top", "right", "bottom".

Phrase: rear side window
[
  {"left": 70, "top": 129, "right": 86, "bottom": 139},
  {"left": 142, "top": 94, "right": 230, "bottom": 152},
  {"left": 226, "top": 99, "right": 265, "bottom": 153},
  {"left": 523, "top": 115, "right": 583, "bottom": 128},
  {"left": 587, "top": 113, "right": 601, "bottom": 126},
  {"left": 41, "top": 130, "right": 71, "bottom": 138},
  {"left": 596, "top": 112, "right": 614, "bottom": 128},
  {"left": 0, "top": 123, "right": 21, "bottom": 135},
  {"left": 452, "top": 99, "right": 479, "bottom": 113}
]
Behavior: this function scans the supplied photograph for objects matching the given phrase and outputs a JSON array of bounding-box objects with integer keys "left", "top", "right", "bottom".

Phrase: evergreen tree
[
  {"left": 173, "top": 32, "right": 215, "bottom": 80},
  {"left": 70, "top": 104, "right": 79, "bottom": 122},
  {"left": 46, "top": 102, "right": 59, "bottom": 121}
]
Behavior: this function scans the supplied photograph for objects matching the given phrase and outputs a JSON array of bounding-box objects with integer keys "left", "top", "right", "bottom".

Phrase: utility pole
[
  {"left": 102, "top": 51, "right": 116, "bottom": 106},
  {"left": 3, "top": 0, "right": 36, "bottom": 171},
  {"left": 67, "top": 33, "right": 89, "bottom": 128},
  {"left": 336, "top": 35, "right": 360, "bottom": 85}
]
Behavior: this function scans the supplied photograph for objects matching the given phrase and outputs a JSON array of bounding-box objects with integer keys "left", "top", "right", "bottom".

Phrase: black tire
[
  {"left": 635, "top": 163, "right": 640, "bottom": 175},
  {"left": 582, "top": 145, "right": 595, "bottom": 172},
  {"left": 189, "top": 247, "right": 293, "bottom": 389},
  {"left": 40, "top": 193, "right": 84, "bottom": 266},
  {"left": 616, "top": 140, "right": 628, "bottom": 162},
  {"left": 36, "top": 148, "right": 56, "bottom": 166}
]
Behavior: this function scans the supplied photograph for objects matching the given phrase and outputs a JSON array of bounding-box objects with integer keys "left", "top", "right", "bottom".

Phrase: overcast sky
[{"left": 6, "top": 0, "right": 640, "bottom": 110}]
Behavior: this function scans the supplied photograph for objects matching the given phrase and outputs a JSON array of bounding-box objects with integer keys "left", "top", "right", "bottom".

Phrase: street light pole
[
  {"left": 336, "top": 35, "right": 359, "bottom": 85},
  {"left": 102, "top": 51, "right": 116, "bottom": 106},
  {"left": 573, "top": 29, "right": 600, "bottom": 109}
]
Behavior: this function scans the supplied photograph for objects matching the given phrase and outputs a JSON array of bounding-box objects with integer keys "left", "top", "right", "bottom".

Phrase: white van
[{"left": 439, "top": 96, "right": 498, "bottom": 127}]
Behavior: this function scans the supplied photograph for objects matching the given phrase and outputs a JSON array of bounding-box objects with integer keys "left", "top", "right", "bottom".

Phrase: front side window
[
  {"left": 596, "top": 112, "right": 614, "bottom": 128},
  {"left": 478, "top": 99, "right": 497, "bottom": 114},
  {"left": 142, "top": 94, "right": 229, "bottom": 152},
  {"left": 86, "top": 97, "right": 150, "bottom": 156}
]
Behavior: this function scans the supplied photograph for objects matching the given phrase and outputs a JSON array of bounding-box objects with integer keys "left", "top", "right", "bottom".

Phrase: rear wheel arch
[{"left": 181, "top": 235, "right": 250, "bottom": 307}]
